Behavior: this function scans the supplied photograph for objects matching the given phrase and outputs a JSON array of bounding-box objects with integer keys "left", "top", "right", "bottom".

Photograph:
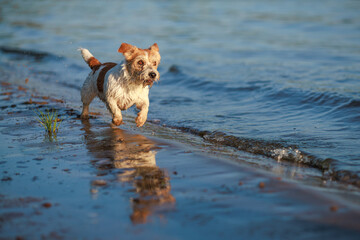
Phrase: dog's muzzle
[{"left": 144, "top": 71, "right": 158, "bottom": 87}]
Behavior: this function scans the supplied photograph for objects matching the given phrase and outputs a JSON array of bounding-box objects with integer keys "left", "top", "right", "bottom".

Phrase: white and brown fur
[{"left": 79, "top": 43, "right": 160, "bottom": 127}]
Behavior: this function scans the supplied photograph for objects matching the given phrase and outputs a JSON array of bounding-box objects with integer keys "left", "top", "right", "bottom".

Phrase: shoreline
[
  {"left": 1, "top": 45, "right": 359, "bottom": 190},
  {"left": 1, "top": 82, "right": 360, "bottom": 239}
]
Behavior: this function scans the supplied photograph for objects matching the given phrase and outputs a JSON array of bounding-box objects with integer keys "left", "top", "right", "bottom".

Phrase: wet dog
[{"left": 79, "top": 43, "right": 160, "bottom": 127}]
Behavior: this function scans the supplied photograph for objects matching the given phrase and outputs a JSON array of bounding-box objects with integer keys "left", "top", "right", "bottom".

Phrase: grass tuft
[{"left": 34, "top": 109, "right": 61, "bottom": 135}]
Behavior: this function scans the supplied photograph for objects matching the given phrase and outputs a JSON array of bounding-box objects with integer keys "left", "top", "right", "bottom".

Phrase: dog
[{"left": 79, "top": 43, "right": 160, "bottom": 127}]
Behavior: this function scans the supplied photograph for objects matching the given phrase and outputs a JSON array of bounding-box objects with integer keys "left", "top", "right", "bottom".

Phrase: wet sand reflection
[{"left": 81, "top": 120, "right": 175, "bottom": 224}]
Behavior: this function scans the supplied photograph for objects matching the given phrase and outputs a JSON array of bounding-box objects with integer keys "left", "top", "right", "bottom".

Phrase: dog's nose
[{"left": 149, "top": 72, "right": 157, "bottom": 79}]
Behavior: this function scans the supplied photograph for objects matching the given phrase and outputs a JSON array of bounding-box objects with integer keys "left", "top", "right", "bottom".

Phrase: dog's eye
[
  {"left": 137, "top": 60, "right": 144, "bottom": 65},
  {"left": 153, "top": 61, "right": 157, "bottom": 66}
]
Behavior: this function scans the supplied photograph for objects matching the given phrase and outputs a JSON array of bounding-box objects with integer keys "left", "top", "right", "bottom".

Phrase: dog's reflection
[{"left": 81, "top": 120, "right": 175, "bottom": 224}]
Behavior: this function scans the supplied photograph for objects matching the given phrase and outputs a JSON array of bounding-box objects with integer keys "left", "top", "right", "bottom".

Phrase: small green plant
[{"left": 35, "top": 109, "right": 61, "bottom": 135}]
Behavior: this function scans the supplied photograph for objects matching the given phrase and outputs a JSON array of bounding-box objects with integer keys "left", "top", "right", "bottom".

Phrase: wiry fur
[{"left": 79, "top": 43, "right": 161, "bottom": 127}]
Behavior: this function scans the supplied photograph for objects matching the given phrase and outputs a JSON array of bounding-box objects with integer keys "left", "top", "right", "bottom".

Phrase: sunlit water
[{"left": 1, "top": 0, "right": 360, "bottom": 185}]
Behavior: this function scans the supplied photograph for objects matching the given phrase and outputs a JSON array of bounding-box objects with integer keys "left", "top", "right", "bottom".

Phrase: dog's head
[{"left": 118, "top": 43, "right": 161, "bottom": 87}]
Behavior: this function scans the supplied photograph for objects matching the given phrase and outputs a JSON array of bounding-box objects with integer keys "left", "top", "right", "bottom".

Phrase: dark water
[{"left": 1, "top": 0, "right": 360, "bottom": 186}]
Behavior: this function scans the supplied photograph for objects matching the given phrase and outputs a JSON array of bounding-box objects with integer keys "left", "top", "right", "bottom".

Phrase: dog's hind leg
[
  {"left": 80, "top": 78, "right": 97, "bottom": 119},
  {"left": 81, "top": 103, "right": 92, "bottom": 119}
]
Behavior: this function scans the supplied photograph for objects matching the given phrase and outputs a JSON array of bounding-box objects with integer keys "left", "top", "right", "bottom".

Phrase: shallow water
[
  {"left": 0, "top": 0, "right": 360, "bottom": 185},
  {"left": 1, "top": 83, "right": 359, "bottom": 239}
]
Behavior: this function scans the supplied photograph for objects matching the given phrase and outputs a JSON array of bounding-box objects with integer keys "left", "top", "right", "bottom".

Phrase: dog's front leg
[
  {"left": 107, "top": 97, "right": 123, "bottom": 126},
  {"left": 135, "top": 102, "right": 149, "bottom": 127}
]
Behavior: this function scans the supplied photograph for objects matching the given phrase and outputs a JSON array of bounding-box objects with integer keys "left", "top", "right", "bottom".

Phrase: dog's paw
[
  {"left": 112, "top": 118, "right": 123, "bottom": 126},
  {"left": 135, "top": 114, "right": 147, "bottom": 127}
]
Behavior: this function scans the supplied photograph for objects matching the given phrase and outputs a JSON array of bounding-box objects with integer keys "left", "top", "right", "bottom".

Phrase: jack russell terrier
[{"left": 79, "top": 42, "right": 160, "bottom": 127}]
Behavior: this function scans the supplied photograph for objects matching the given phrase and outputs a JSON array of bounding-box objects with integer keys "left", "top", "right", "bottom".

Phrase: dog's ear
[
  {"left": 118, "top": 43, "right": 138, "bottom": 60},
  {"left": 149, "top": 43, "right": 159, "bottom": 52}
]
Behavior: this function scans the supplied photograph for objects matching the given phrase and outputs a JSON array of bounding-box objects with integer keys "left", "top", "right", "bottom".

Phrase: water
[{"left": 1, "top": 0, "right": 360, "bottom": 186}]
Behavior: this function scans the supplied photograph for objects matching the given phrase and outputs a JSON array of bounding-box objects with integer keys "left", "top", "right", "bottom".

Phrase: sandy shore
[{"left": 1, "top": 81, "right": 360, "bottom": 240}]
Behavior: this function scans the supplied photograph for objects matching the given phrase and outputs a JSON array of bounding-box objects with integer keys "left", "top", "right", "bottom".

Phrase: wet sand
[{"left": 1, "top": 81, "right": 360, "bottom": 240}]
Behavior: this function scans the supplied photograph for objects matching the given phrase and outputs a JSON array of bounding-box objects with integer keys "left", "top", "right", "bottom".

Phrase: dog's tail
[{"left": 78, "top": 48, "right": 101, "bottom": 70}]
